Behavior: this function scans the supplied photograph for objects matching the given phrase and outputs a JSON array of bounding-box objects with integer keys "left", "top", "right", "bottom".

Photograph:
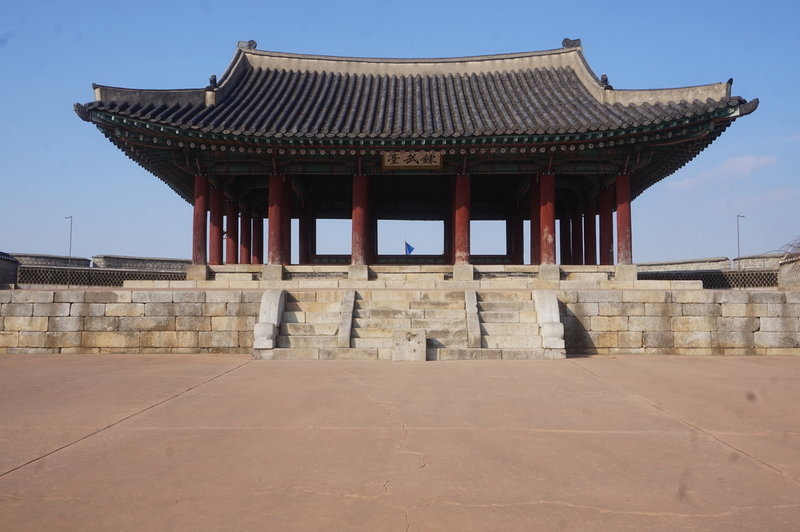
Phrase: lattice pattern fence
[
  {"left": 17, "top": 266, "right": 185, "bottom": 287},
  {"left": 638, "top": 270, "right": 778, "bottom": 289}
]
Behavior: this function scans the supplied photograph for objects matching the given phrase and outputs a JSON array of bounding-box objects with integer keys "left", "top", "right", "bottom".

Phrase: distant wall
[
  {"left": 637, "top": 258, "right": 730, "bottom": 272},
  {"left": 733, "top": 254, "right": 785, "bottom": 271},
  {"left": 12, "top": 254, "right": 91, "bottom": 268},
  {"left": 92, "top": 255, "right": 190, "bottom": 271},
  {"left": 638, "top": 254, "right": 785, "bottom": 272}
]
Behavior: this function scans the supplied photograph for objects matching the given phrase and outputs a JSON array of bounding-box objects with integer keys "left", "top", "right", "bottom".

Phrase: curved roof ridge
[
  {"left": 241, "top": 46, "right": 576, "bottom": 64},
  {"left": 604, "top": 81, "right": 730, "bottom": 106},
  {"left": 237, "top": 43, "right": 600, "bottom": 81}
]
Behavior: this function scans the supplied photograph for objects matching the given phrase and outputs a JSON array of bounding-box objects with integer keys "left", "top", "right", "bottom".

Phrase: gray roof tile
[{"left": 80, "top": 43, "right": 756, "bottom": 140}]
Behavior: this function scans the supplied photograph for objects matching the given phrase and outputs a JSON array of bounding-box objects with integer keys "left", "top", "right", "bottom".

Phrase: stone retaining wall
[
  {"left": 0, "top": 290, "right": 259, "bottom": 354},
  {"left": 560, "top": 289, "right": 800, "bottom": 355},
  {"left": 1, "top": 288, "right": 798, "bottom": 356}
]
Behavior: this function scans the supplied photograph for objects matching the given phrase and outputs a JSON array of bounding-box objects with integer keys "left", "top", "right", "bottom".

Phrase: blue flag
[{"left": 404, "top": 241, "right": 415, "bottom": 255}]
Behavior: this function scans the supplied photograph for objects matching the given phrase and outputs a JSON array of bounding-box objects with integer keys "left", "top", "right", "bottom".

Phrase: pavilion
[{"left": 75, "top": 39, "right": 757, "bottom": 270}]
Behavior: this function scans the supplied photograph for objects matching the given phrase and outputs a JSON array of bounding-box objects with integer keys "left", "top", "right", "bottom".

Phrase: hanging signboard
[{"left": 381, "top": 150, "right": 443, "bottom": 170}]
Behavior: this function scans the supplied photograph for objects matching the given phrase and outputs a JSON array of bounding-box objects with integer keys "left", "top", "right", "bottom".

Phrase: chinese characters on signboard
[{"left": 381, "top": 150, "right": 442, "bottom": 170}]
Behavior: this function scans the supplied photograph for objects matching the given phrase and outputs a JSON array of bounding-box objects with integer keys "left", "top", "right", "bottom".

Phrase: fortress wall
[
  {"left": 0, "top": 290, "right": 261, "bottom": 354},
  {"left": 0, "top": 288, "right": 798, "bottom": 356},
  {"left": 559, "top": 289, "right": 800, "bottom": 355}
]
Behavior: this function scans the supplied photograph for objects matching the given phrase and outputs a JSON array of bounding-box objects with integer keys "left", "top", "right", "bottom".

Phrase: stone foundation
[
  {"left": 559, "top": 289, "right": 800, "bottom": 355},
  {"left": 1, "top": 284, "right": 797, "bottom": 356},
  {"left": 0, "top": 289, "right": 259, "bottom": 354}
]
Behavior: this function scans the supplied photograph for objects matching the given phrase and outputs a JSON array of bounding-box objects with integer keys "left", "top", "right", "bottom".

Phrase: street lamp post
[
  {"left": 736, "top": 214, "right": 745, "bottom": 270},
  {"left": 65, "top": 216, "right": 73, "bottom": 288}
]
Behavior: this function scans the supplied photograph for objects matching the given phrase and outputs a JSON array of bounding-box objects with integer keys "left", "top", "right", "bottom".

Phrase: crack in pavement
[
  {"left": 0, "top": 359, "right": 253, "bottom": 479},
  {"left": 570, "top": 359, "right": 800, "bottom": 486},
  {"left": 343, "top": 370, "right": 427, "bottom": 531}
]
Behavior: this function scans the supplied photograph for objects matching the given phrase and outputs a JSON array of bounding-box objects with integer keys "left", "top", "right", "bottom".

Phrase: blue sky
[{"left": 1, "top": 0, "right": 797, "bottom": 263}]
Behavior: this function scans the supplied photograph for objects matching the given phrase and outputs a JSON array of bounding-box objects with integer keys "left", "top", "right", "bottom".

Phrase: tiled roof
[{"left": 78, "top": 40, "right": 756, "bottom": 140}]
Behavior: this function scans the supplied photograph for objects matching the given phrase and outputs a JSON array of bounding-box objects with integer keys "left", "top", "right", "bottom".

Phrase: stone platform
[
  {"left": 0, "top": 264, "right": 798, "bottom": 357},
  {"left": 1, "top": 354, "right": 799, "bottom": 530}
]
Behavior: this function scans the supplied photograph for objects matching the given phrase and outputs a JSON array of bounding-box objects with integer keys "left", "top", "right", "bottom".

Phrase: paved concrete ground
[{"left": 0, "top": 355, "right": 799, "bottom": 531}]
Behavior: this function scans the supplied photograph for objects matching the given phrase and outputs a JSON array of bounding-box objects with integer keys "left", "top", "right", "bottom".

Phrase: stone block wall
[
  {"left": 0, "top": 290, "right": 260, "bottom": 354},
  {"left": 559, "top": 289, "right": 800, "bottom": 355},
  {"left": 1, "top": 287, "right": 798, "bottom": 356}
]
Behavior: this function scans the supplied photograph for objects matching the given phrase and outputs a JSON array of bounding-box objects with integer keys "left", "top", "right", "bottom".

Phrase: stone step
[
  {"left": 408, "top": 300, "right": 465, "bottom": 310},
  {"left": 479, "top": 311, "right": 520, "bottom": 323},
  {"left": 267, "top": 348, "right": 321, "bottom": 360},
  {"left": 426, "top": 328, "right": 468, "bottom": 340},
  {"left": 410, "top": 319, "right": 466, "bottom": 329},
  {"left": 354, "top": 300, "right": 411, "bottom": 310},
  {"left": 351, "top": 327, "right": 394, "bottom": 338},
  {"left": 433, "top": 348, "right": 504, "bottom": 360},
  {"left": 352, "top": 337, "right": 395, "bottom": 349},
  {"left": 354, "top": 309, "right": 422, "bottom": 320},
  {"left": 277, "top": 335, "right": 339, "bottom": 349},
  {"left": 416, "top": 290, "right": 465, "bottom": 302},
  {"left": 282, "top": 311, "right": 341, "bottom": 324},
  {"left": 284, "top": 301, "right": 340, "bottom": 312},
  {"left": 262, "top": 347, "right": 380, "bottom": 360},
  {"left": 280, "top": 323, "right": 339, "bottom": 336},
  {"left": 477, "top": 301, "right": 535, "bottom": 312},
  {"left": 353, "top": 318, "right": 412, "bottom": 329},
  {"left": 480, "top": 322, "right": 535, "bottom": 336},
  {"left": 319, "top": 348, "right": 378, "bottom": 360},
  {"left": 477, "top": 291, "right": 533, "bottom": 302},
  {"left": 426, "top": 337, "right": 468, "bottom": 349},
  {"left": 481, "top": 335, "right": 542, "bottom": 349},
  {"left": 215, "top": 272, "right": 256, "bottom": 281},
  {"left": 418, "top": 309, "right": 466, "bottom": 320},
  {"left": 500, "top": 348, "right": 549, "bottom": 360}
]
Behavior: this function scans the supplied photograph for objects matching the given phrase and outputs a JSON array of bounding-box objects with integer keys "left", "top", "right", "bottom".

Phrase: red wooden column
[
  {"left": 225, "top": 198, "right": 238, "bottom": 265},
  {"left": 351, "top": 174, "right": 369, "bottom": 265},
  {"left": 208, "top": 185, "right": 223, "bottom": 265},
  {"left": 598, "top": 186, "right": 614, "bottom": 265},
  {"left": 251, "top": 215, "right": 263, "bottom": 265},
  {"left": 239, "top": 211, "right": 252, "bottom": 265},
  {"left": 191, "top": 175, "right": 209, "bottom": 265},
  {"left": 560, "top": 217, "right": 572, "bottom": 265},
  {"left": 571, "top": 211, "right": 584, "bottom": 265},
  {"left": 616, "top": 173, "right": 633, "bottom": 265},
  {"left": 530, "top": 176, "right": 541, "bottom": 264},
  {"left": 584, "top": 200, "right": 597, "bottom": 266},
  {"left": 268, "top": 174, "right": 287, "bottom": 265},
  {"left": 539, "top": 172, "right": 556, "bottom": 264},
  {"left": 453, "top": 173, "right": 471, "bottom": 264}
]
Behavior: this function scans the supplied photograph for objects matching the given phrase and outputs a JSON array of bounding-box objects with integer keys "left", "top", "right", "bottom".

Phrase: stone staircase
[
  {"left": 255, "top": 288, "right": 564, "bottom": 360},
  {"left": 269, "top": 291, "right": 356, "bottom": 359},
  {"left": 351, "top": 290, "right": 468, "bottom": 360},
  {"left": 477, "top": 291, "right": 544, "bottom": 359}
]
